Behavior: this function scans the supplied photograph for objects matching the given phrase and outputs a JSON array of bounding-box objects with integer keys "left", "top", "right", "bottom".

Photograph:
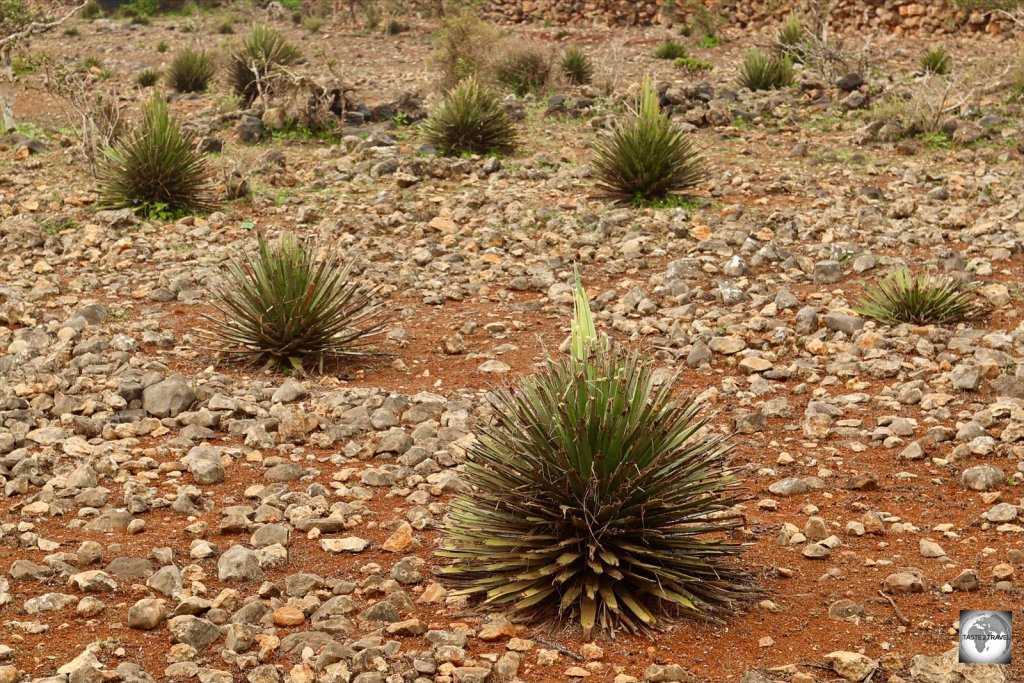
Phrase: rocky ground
[{"left": 1, "top": 6, "right": 1024, "bottom": 683}]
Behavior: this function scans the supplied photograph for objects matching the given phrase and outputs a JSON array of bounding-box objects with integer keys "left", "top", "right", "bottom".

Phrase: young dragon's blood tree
[{"left": 1, "top": 0, "right": 85, "bottom": 132}]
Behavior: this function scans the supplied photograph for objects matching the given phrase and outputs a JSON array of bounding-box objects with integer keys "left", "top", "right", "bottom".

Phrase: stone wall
[{"left": 483, "top": 0, "right": 1018, "bottom": 34}]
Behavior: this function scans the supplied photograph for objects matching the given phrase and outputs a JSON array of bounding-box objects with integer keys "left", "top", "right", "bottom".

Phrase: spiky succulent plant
[
  {"left": 592, "top": 77, "right": 705, "bottom": 203},
  {"left": 423, "top": 77, "right": 516, "bottom": 156},
  {"left": 96, "top": 92, "right": 215, "bottom": 217},
  {"left": 134, "top": 68, "right": 160, "bottom": 87},
  {"left": 775, "top": 15, "right": 806, "bottom": 57},
  {"left": 855, "top": 269, "right": 986, "bottom": 326},
  {"left": 167, "top": 46, "right": 216, "bottom": 93},
  {"left": 653, "top": 39, "right": 687, "bottom": 60},
  {"left": 737, "top": 48, "right": 794, "bottom": 91},
  {"left": 920, "top": 47, "right": 951, "bottom": 75},
  {"left": 560, "top": 45, "right": 593, "bottom": 86},
  {"left": 201, "top": 233, "right": 385, "bottom": 372},
  {"left": 438, "top": 269, "right": 756, "bottom": 636},
  {"left": 229, "top": 24, "right": 300, "bottom": 105}
]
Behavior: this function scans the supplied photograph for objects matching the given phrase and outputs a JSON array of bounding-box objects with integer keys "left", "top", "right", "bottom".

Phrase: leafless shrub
[
  {"left": 45, "top": 59, "right": 126, "bottom": 173},
  {"left": 869, "top": 74, "right": 979, "bottom": 135},
  {"left": 781, "top": 1, "right": 873, "bottom": 82}
]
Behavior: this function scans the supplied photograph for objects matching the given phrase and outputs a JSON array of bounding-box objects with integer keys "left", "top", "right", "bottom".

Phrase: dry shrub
[
  {"left": 870, "top": 73, "right": 979, "bottom": 135},
  {"left": 434, "top": 9, "right": 501, "bottom": 89},
  {"left": 492, "top": 43, "right": 552, "bottom": 96},
  {"left": 434, "top": 10, "right": 553, "bottom": 95},
  {"left": 264, "top": 73, "right": 354, "bottom": 134},
  {"left": 45, "top": 60, "right": 126, "bottom": 173}
]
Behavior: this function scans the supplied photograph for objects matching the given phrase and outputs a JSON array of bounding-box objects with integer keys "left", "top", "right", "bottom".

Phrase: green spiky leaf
[
  {"left": 96, "top": 92, "right": 215, "bottom": 217},
  {"left": 423, "top": 77, "right": 516, "bottom": 157},
  {"left": 592, "top": 76, "right": 705, "bottom": 203},
  {"left": 168, "top": 46, "right": 216, "bottom": 93},
  {"left": 737, "top": 48, "right": 794, "bottom": 91},
  {"left": 438, "top": 272, "right": 757, "bottom": 635},
  {"left": 229, "top": 24, "right": 300, "bottom": 105},
  {"left": 920, "top": 47, "right": 951, "bottom": 75},
  {"left": 560, "top": 45, "right": 593, "bottom": 85},
  {"left": 199, "top": 233, "right": 386, "bottom": 371},
  {"left": 854, "top": 268, "right": 986, "bottom": 326}
]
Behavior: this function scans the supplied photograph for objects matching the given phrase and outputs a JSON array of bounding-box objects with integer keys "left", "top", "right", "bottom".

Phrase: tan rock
[
  {"left": 381, "top": 522, "right": 413, "bottom": 552},
  {"left": 272, "top": 606, "right": 305, "bottom": 626}
]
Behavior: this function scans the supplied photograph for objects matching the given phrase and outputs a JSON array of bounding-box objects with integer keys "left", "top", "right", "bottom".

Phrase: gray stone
[
  {"left": 321, "top": 537, "right": 369, "bottom": 553},
  {"left": 951, "top": 569, "right": 979, "bottom": 592},
  {"left": 271, "top": 380, "right": 308, "bottom": 404},
  {"left": 985, "top": 503, "right": 1018, "bottom": 523},
  {"left": 686, "top": 343, "right": 711, "bottom": 368},
  {"left": 961, "top": 466, "right": 1005, "bottom": 491},
  {"left": 167, "top": 615, "right": 221, "bottom": 650},
  {"left": 814, "top": 260, "right": 842, "bottom": 284},
  {"left": 795, "top": 306, "right": 820, "bottom": 333},
  {"left": 237, "top": 115, "right": 264, "bottom": 143},
  {"left": 909, "top": 648, "right": 1006, "bottom": 683},
  {"left": 768, "top": 477, "right": 825, "bottom": 496},
  {"left": 68, "top": 570, "right": 117, "bottom": 593},
  {"left": 824, "top": 311, "right": 865, "bottom": 334},
  {"left": 951, "top": 365, "right": 981, "bottom": 391},
  {"left": 147, "top": 565, "right": 183, "bottom": 597},
  {"left": 824, "top": 651, "right": 877, "bottom": 681},
  {"left": 143, "top": 378, "right": 196, "bottom": 418},
  {"left": 185, "top": 445, "right": 225, "bottom": 485},
  {"left": 105, "top": 557, "right": 154, "bottom": 579},
  {"left": 218, "top": 545, "right": 264, "bottom": 583},
  {"left": 251, "top": 524, "right": 290, "bottom": 548},
  {"left": 25, "top": 592, "right": 77, "bottom": 613},
  {"left": 264, "top": 462, "right": 305, "bottom": 482},
  {"left": 83, "top": 510, "right": 133, "bottom": 533}
]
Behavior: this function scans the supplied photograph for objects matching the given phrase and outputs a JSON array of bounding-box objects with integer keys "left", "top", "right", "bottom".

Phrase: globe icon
[{"left": 960, "top": 610, "right": 1012, "bottom": 664}]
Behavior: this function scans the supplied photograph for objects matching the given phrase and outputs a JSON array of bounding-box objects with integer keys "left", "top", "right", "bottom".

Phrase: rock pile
[{"left": 484, "top": 0, "right": 1021, "bottom": 34}]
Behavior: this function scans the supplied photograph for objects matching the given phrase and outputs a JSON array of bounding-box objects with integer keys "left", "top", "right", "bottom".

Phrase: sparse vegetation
[
  {"left": 698, "top": 33, "right": 721, "bottom": 48},
  {"left": 81, "top": 0, "right": 102, "bottom": 19},
  {"left": 776, "top": 15, "right": 806, "bottom": 59},
  {"left": 493, "top": 44, "right": 551, "bottom": 96},
  {"left": 1008, "top": 49, "right": 1024, "bottom": 98},
  {"left": 921, "top": 46, "right": 951, "bottom": 75},
  {"left": 423, "top": 77, "right": 516, "bottom": 156},
  {"left": 167, "top": 46, "right": 215, "bottom": 93},
  {"left": 674, "top": 55, "right": 713, "bottom": 73},
  {"left": 737, "top": 48, "right": 794, "bottom": 91},
  {"left": 96, "top": 92, "right": 215, "bottom": 218},
  {"left": 592, "top": 77, "right": 705, "bottom": 204},
  {"left": 134, "top": 68, "right": 160, "bottom": 87},
  {"left": 653, "top": 39, "right": 687, "bottom": 60},
  {"left": 560, "top": 45, "right": 593, "bottom": 85},
  {"left": 855, "top": 269, "right": 987, "bottom": 325},
  {"left": 229, "top": 24, "right": 301, "bottom": 106},
  {"left": 383, "top": 18, "right": 409, "bottom": 34},
  {"left": 201, "top": 233, "right": 385, "bottom": 372},
  {"left": 434, "top": 9, "right": 502, "bottom": 89},
  {"left": 869, "top": 75, "right": 970, "bottom": 135}
]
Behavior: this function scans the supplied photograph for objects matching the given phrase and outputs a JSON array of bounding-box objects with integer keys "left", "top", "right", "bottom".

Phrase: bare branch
[{"left": 0, "top": 0, "right": 88, "bottom": 50}]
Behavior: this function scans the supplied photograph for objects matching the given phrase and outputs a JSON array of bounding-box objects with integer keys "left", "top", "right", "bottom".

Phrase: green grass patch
[
  {"left": 698, "top": 34, "right": 721, "bottom": 48},
  {"left": 629, "top": 194, "right": 707, "bottom": 210}
]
